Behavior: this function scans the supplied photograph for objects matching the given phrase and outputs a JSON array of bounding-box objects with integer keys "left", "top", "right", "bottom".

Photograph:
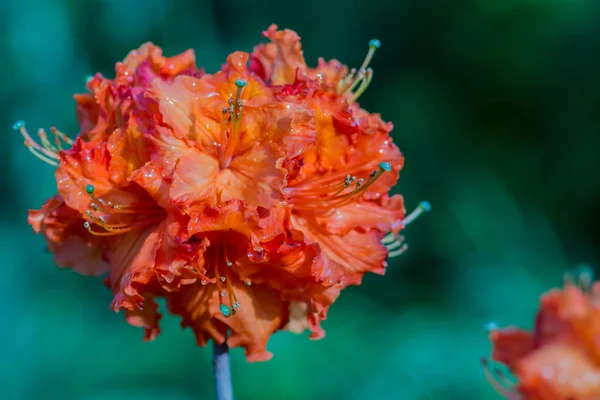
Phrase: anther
[
  {"left": 369, "top": 39, "right": 381, "bottom": 49},
  {"left": 219, "top": 304, "right": 232, "bottom": 318},
  {"left": 13, "top": 120, "right": 25, "bottom": 131},
  {"left": 85, "top": 184, "right": 94, "bottom": 194}
]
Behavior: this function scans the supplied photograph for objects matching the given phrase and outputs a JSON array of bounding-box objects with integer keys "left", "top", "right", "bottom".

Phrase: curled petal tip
[
  {"left": 369, "top": 39, "right": 381, "bottom": 49},
  {"left": 12, "top": 120, "right": 25, "bottom": 130}
]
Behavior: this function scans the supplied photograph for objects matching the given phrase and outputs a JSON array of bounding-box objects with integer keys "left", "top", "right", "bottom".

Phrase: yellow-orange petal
[
  {"left": 218, "top": 143, "right": 285, "bottom": 208},
  {"left": 169, "top": 148, "right": 219, "bottom": 211},
  {"left": 148, "top": 76, "right": 220, "bottom": 154},
  {"left": 107, "top": 114, "right": 149, "bottom": 185}
]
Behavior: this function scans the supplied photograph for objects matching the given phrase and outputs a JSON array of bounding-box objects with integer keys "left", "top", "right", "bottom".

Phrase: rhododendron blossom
[
  {"left": 21, "top": 25, "right": 427, "bottom": 362},
  {"left": 483, "top": 269, "right": 600, "bottom": 399}
]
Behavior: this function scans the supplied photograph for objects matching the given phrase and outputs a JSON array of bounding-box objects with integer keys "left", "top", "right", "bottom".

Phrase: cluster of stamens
[
  {"left": 290, "top": 161, "right": 393, "bottom": 213},
  {"left": 382, "top": 201, "right": 431, "bottom": 258},
  {"left": 204, "top": 245, "right": 252, "bottom": 318},
  {"left": 82, "top": 184, "right": 164, "bottom": 236},
  {"left": 219, "top": 78, "right": 247, "bottom": 169},
  {"left": 13, "top": 120, "right": 73, "bottom": 167},
  {"left": 337, "top": 39, "right": 380, "bottom": 103}
]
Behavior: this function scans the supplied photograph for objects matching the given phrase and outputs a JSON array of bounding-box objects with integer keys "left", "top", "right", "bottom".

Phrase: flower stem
[{"left": 213, "top": 340, "right": 233, "bottom": 400}]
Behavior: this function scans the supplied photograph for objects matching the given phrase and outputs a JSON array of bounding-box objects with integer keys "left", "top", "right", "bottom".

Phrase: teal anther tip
[
  {"left": 220, "top": 304, "right": 231, "bottom": 317},
  {"left": 378, "top": 161, "right": 392, "bottom": 172},
  {"left": 85, "top": 184, "right": 95, "bottom": 195},
  {"left": 419, "top": 201, "right": 431, "bottom": 212},
  {"left": 235, "top": 78, "right": 247, "bottom": 88},
  {"left": 12, "top": 120, "right": 25, "bottom": 130},
  {"left": 369, "top": 39, "right": 381, "bottom": 49}
]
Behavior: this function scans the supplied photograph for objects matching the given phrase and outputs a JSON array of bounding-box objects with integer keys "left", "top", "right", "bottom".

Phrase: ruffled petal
[
  {"left": 252, "top": 24, "right": 307, "bottom": 85},
  {"left": 169, "top": 147, "right": 219, "bottom": 211},
  {"left": 168, "top": 276, "right": 288, "bottom": 362},
  {"left": 107, "top": 114, "right": 150, "bottom": 185},
  {"left": 148, "top": 76, "right": 220, "bottom": 154},
  {"left": 125, "top": 293, "right": 162, "bottom": 342},
  {"left": 291, "top": 215, "right": 388, "bottom": 286},
  {"left": 108, "top": 224, "right": 164, "bottom": 312},
  {"left": 28, "top": 195, "right": 109, "bottom": 276},
  {"left": 218, "top": 278, "right": 288, "bottom": 362},
  {"left": 316, "top": 195, "right": 405, "bottom": 235},
  {"left": 218, "top": 143, "right": 285, "bottom": 208}
]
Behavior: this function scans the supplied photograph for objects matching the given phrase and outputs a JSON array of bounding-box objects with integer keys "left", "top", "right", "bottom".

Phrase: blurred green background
[{"left": 1, "top": 0, "right": 599, "bottom": 399}]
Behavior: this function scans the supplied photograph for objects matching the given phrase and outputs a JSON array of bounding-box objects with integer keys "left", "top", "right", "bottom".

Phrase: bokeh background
[{"left": 1, "top": 0, "right": 599, "bottom": 399}]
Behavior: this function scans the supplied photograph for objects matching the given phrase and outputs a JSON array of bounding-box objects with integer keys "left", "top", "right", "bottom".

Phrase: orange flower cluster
[
  {"left": 484, "top": 270, "right": 600, "bottom": 399},
  {"left": 22, "top": 25, "right": 426, "bottom": 361}
]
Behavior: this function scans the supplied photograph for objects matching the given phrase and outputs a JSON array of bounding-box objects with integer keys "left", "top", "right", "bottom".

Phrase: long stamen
[
  {"left": 14, "top": 120, "right": 72, "bottom": 167},
  {"left": 338, "top": 39, "right": 380, "bottom": 102},
  {"left": 402, "top": 201, "right": 431, "bottom": 226},
  {"left": 219, "top": 78, "right": 247, "bottom": 169},
  {"left": 292, "top": 162, "right": 392, "bottom": 212},
  {"left": 51, "top": 126, "right": 73, "bottom": 145},
  {"left": 83, "top": 184, "right": 164, "bottom": 236}
]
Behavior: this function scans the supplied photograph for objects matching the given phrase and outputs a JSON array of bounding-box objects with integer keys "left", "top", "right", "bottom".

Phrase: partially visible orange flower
[
  {"left": 484, "top": 270, "right": 600, "bottom": 399},
  {"left": 21, "top": 26, "right": 428, "bottom": 362}
]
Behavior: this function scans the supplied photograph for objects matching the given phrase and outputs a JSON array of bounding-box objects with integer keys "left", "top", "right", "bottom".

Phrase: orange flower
[
  {"left": 483, "top": 270, "right": 600, "bottom": 399},
  {"left": 22, "top": 26, "right": 428, "bottom": 362}
]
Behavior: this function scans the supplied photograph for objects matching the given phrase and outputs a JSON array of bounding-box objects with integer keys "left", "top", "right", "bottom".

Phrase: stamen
[
  {"left": 388, "top": 243, "right": 408, "bottom": 258},
  {"left": 82, "top": 184, "right": 165, "bottom": 236},
  {"left": 481, "top": 358, "right": 522, "bottom": 400},
  {"left": 382, "top": 232, "right": 396, "bottom": 245},
  {"left": 401, "top": 201, "right": 431, "bottom": 226},
  {"left": 14, "top": 120, "right": 73, "bottom": 167},
  {"left": 291, "top": 162, "right": 392, "bottom": 213},
  {"left": 385, "top": 235, "right": 405, "bottom": 251},
  {"left": 219, "top": 79, "right": 247, "bottom": 169},
  {"left": 338, "top": 39, "right": 380, "bottom": 102}
]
